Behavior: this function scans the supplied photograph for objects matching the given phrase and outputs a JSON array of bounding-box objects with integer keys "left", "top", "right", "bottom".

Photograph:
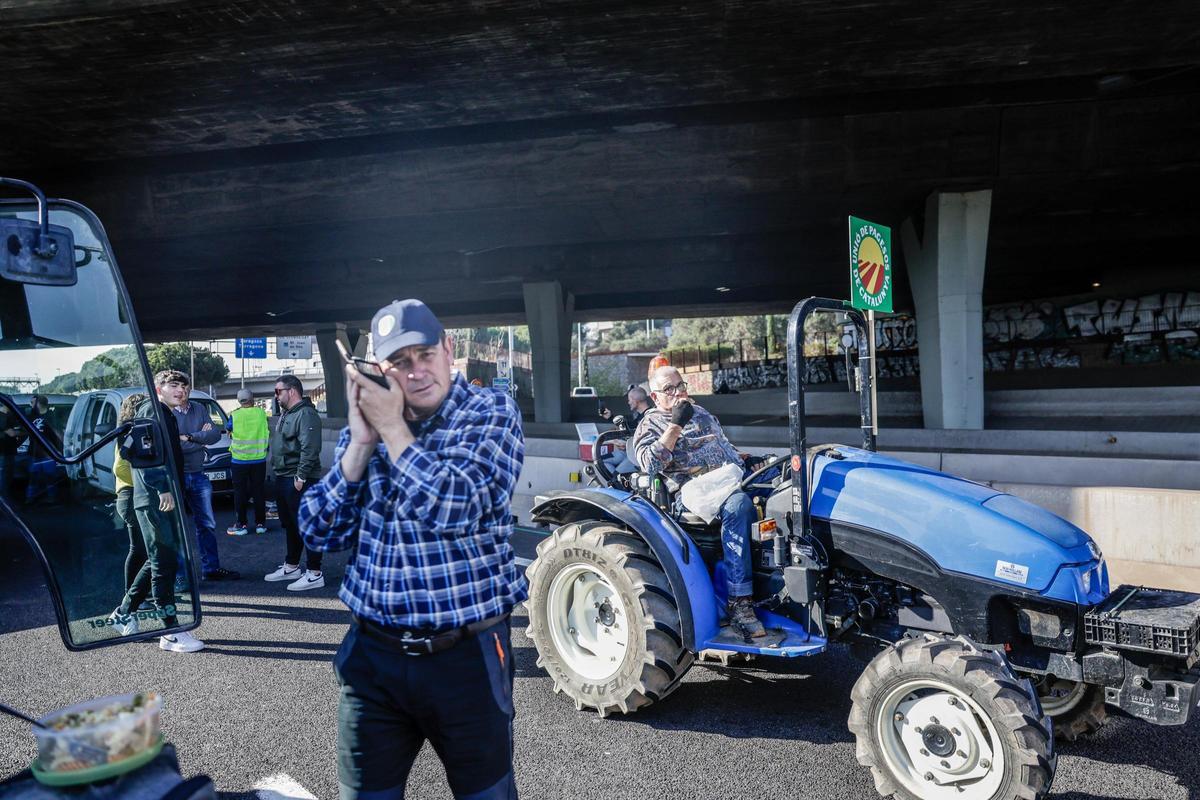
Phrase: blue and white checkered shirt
[{"left": 298, "top": 373, "right": 527, "bottom": 631}]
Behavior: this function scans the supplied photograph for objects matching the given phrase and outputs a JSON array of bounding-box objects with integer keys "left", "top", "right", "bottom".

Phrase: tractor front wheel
[
  {"left": 1027, "top": 674, "right": 1107, "bottom": 742},
  {"left": 524, "top": 521, "right": 693, "bottom": 716},
  {"left": 848, "top": 634, "right": 1056, "bottom": 800}
]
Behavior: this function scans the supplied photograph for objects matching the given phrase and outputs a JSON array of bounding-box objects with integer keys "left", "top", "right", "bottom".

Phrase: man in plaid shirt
[{"left": 299, "top": 298, "right": 525, "bottom": 800}]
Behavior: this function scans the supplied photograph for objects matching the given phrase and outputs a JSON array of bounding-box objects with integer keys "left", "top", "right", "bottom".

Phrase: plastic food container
[{"left": 33, "top": 692, "right": 161, "bottom": 774}]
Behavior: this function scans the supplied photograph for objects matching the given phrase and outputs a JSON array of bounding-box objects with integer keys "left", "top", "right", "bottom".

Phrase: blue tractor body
[
  {"left": 535, "top": 444, "right": 1110, "bottom": 663},
  {"left": 808, "top": 447, "right": 1109, "bottom": 605}
]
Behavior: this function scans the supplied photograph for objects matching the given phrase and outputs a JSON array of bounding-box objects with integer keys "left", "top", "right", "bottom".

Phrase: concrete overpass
[{"left": 5, "top": 1, "right": 1198, "bottom": 424}]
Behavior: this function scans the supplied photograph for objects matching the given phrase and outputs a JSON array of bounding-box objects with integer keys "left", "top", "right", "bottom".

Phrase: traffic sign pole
[
  {"left": 868, "top": 310, "right": 878, "bottom": 436},
  {"left": 849, "top": 216, "right": 892, "bottom": 439}
]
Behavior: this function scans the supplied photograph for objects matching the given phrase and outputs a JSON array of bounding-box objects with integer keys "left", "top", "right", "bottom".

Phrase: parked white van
[{"left": 63, "top": 387, "right": 233, "bottom": 497}]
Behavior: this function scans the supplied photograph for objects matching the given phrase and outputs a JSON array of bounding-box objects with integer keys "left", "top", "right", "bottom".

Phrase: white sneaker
[
  {"left": 159, "top": 631, "right": 204, "bottom": 653},
  {"left": 108, "top": 608, "right": 138, "bottom": 637},
  {"left": 264, "top": 564, "right": 302, "bottom": 582},
  {"left": 286, "top": 571, "right": 325, "bottom": 592}
]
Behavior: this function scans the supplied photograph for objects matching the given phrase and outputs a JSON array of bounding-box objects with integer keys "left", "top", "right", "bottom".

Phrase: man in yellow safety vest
[{"left": 226, "top": 387, "right": 270, "bottom": 535}]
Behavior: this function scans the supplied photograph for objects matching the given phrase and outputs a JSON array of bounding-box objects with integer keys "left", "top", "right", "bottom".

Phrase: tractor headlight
[
  {"left": 1080, "top": 567, "right": 1092, "bottom": 593},
  {"left": 1087, "top": 540, "right": 1103, "bottom": 561}
]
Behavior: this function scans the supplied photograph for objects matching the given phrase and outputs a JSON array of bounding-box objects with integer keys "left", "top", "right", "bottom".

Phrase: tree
[
  {"left": 38, "top": 346, "right": 142, "bottom": 393},
  {"left": 146, "top": 343, "right": 229, "bottom": 387},
  {"left": 596, "top": 320, "right": 668, "bottom": 353},
  {"left": 668, "top": 315, "right": 770, "bottom": 348}
]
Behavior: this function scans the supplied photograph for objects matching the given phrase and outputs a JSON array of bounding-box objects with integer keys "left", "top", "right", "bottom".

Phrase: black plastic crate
[{"left": 1085, "top": 585, "right": 1200, "bottom": 660}]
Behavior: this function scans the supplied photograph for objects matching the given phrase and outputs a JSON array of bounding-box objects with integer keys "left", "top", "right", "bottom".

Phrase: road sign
[
  {"left": 492, "top": 377, "right": 510, "bottom": 391},
  {"left": 497, "top": 357, "right": 509, "bottom": 378},
  {"left": 235, "top": 337, "right": 267, "bottom": 359},
  {"left": 276, "top": 336, "right": 313, "bottom": 360},
  {"left": 848, "top": 216, "right": 893, "bottom": 313}
]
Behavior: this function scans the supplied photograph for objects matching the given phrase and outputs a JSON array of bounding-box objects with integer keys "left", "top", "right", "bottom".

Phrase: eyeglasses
[
  {"left": 655, "top": 380, "right": 688, "bottom": 396},
  {"left": 273, "top": 387, "right": 289, "bottom": 395}
]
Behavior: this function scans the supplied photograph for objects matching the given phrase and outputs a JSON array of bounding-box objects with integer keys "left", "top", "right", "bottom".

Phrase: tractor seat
[{"left": 677, "top": 510, "right": 711, "bottom": 529}]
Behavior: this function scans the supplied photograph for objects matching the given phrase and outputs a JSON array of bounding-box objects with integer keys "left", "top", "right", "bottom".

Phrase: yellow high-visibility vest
[{"left": 230, "top": 406, "right": 269, "bottom": 463}]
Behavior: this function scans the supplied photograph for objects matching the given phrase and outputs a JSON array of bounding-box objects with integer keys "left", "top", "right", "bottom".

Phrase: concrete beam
[
  {"left": 523, "top": 281, "right": 574, "bottom": 423},
  {"left": 902, "top": 189, "right": 991, "bottom": 429},
  {"left": 314, "top": 324, "right": 367, "bottom": 418}
]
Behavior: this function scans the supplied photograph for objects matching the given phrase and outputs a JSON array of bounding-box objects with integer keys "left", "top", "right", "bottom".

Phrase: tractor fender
[{"left": 531, "top": 488, "right": 720, "bottom": 651}]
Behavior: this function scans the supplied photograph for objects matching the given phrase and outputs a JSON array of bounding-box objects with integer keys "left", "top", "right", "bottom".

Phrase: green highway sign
[{"left": 848, "top": 216, "right": 893, "bottom": 313}]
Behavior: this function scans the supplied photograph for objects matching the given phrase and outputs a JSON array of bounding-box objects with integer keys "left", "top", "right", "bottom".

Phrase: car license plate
[{"left": 205, "top": 470, "right": 227, "bottom": 482}]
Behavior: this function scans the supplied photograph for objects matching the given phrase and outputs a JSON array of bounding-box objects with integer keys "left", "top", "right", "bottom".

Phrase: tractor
[{"left": 523, "top": 297, "right": 1200, "bottom": 800}]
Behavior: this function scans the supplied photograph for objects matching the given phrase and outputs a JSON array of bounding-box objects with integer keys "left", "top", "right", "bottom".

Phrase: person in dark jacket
[
  {"left": 264, "top": 374, "right": 324, "bottom": 591},
  {"left": 109, "top": 395, "right": 205, "bottom": 653},
  {"left": 21, "top": 395, "right": 64, "bottom": 504}
]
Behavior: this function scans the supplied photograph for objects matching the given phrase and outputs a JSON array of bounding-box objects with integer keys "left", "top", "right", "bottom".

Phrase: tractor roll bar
[{"left": 786, "top": 297, "right": 875, "bottom": 539}]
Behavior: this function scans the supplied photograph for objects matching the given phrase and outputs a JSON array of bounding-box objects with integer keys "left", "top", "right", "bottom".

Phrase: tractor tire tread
[
  {"left": 525, "top": 521, "right": 693, "bottom": 717},
  {"left": 848, "top": 634, "right": 1056, "bottom": 800}
]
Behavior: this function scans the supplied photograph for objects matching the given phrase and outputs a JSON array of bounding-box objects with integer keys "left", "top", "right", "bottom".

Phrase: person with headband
[
  {"left": 299, "top": 298, "right": 526, "bottom": 800},
  {"left": 632, "top": 364, "right": 766, "bottom": 641}
]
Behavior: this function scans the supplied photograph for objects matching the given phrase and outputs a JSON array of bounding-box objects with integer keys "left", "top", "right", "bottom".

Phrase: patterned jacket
[{"left": 631, "top": 403, "right": 741, "bottom": 483}]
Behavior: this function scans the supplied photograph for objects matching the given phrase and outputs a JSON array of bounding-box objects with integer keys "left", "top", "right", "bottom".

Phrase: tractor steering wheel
[{"left": 591, "top": 428, "right": 632, "bottom": 487}]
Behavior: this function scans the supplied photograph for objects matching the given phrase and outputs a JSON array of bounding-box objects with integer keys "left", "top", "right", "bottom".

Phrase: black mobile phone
[{"left": 335, "top": 339, "right": 390, "bottom": 389}]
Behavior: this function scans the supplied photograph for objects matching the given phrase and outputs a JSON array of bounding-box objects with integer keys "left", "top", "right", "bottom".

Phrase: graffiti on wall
[
  {"left": 984, "top": 347, "right": 1081, "bottom": 371},
  {"left": 1063, "top": 292, "right": 1200, "bottom": 337},
  {"left": 693, "top": 290, "right": 1199, "bottom": 391},
  {"left": 714, "top": 362, "right": 787, "bottom": 392},
  {"left": 983, "top": 302, "right": 1059, "bottom": 343}
]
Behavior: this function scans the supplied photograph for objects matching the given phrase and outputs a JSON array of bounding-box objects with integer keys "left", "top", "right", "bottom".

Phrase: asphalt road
[{"left": 2, "top": 503, "right": 1198, "bottom": 800}]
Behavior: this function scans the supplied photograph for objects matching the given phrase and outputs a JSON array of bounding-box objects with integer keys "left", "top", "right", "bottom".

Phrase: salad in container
[{"left": 31, "top": 692, "right": 163, "bottom": 785}]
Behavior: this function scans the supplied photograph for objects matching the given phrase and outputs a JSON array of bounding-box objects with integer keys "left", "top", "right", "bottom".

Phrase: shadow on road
[
  {"left": 1053, "top": 711, "right": 1200, "bottom": 800},
  {"left": 201, "top": 598, "right": 351, "bottom": 626}
]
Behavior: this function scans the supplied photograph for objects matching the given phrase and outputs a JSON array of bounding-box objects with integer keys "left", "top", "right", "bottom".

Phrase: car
[
  {"left": 63, "top": 387, "right": 233, "bottom": 497},
  {"left": 570, "top": 386, "right": 597, "bottom": 397}
]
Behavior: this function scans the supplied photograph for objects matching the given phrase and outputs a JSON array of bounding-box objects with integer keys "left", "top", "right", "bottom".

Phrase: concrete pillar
[
  {"left": 901, "top": 189, "right": 991, "bottom": 430},
  {"left": 523, "top": 281, "right": 574, "bottom": 423},
  {"left": 315, "top": 324, "right": 367, "bottom": 418}
]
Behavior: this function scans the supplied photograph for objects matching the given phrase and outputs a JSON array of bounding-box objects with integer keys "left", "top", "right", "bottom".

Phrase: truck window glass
[{"left": 0, "top": 203, "right": 200, "bottom": 650}]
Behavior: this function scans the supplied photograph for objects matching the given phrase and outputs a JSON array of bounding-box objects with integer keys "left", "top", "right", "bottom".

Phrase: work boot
[{"left": 728, "top": 595, "right": 766, "bottom": 640}]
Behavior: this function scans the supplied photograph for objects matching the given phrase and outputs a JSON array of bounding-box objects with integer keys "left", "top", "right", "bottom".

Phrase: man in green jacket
[{"left": 265, "top": 374, "right": 325, "bottom": 591}]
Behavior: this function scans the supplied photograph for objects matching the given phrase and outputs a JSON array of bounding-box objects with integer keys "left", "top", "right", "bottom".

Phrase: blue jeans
[
  {"left": 183, "top": 472, "right": 220, "bottom": 574},
  {"left": 720, "top": 490, "right": 755, "bottom": 597},
  {"left": 26, "top": 459, "right": 60, "bottom": 503}
]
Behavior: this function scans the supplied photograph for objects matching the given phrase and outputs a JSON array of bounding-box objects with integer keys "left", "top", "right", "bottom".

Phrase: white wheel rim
[
  {"left": 546, "top": 563, "right": 630, "bottom": 681},
  {"left": 875, "top": 678, "right": 1006, "bottom": 800},
  {"left": 1034, "top": 675, "right": 1087, "bottom": 716}
]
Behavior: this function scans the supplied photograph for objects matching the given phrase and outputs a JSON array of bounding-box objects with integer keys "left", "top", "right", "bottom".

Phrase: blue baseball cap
[{"left": 371, "top": 299, "right": 445, "bottom": 362}]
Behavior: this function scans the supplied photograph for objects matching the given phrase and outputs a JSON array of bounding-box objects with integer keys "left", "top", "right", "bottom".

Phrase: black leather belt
[{"left": 353, "top": 612, "right": 509, "bottom": 656}]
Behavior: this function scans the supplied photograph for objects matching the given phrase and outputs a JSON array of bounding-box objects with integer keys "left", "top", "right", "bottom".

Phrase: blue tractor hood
[{"left": 809, "top": 448, "right": 1098, "bottom": 593}]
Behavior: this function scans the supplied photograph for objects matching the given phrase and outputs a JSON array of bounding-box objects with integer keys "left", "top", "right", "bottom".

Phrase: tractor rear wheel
[
  {"left": 524, "top": 520, "right": 694, "bottom": 716},
  {"left": 1027, "top": 674, "right": 1107, "bottom": 742},
  {"left": 848, "top": 634, "right": 1056, "bottom": 800}
]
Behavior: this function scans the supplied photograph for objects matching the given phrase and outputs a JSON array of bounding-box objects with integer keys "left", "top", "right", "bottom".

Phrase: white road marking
[
  {"left": 515, "top": 556, "right": 534, "bottom": 567},
  {"left": 254, "top": 773, "right": 318, "bottom": 800}
]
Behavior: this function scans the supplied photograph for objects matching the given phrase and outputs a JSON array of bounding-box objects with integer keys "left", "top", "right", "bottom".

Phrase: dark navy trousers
[{"left": 334, "top": 617, "right": 517, "bottom": 800}]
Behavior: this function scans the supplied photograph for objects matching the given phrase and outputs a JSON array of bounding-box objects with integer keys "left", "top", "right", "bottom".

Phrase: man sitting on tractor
[{"left": 631, "top": 366, "right": 766, "bottom": 640}]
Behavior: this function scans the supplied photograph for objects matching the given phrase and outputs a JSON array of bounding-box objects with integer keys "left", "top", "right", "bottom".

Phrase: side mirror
[
  {"left": 119, "top": 418, "right": 166, "bottom": 469},
  {"left": 0, "top": 178, "right": 77, "bottom": 286}
]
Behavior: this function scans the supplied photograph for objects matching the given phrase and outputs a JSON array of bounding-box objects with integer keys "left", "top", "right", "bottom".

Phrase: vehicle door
[
  {"left": 0, "top": 181, "right": 202, "bottom": 650},
  {"left": 87, "top": 394, "right": 118, "bottom": 493}
]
